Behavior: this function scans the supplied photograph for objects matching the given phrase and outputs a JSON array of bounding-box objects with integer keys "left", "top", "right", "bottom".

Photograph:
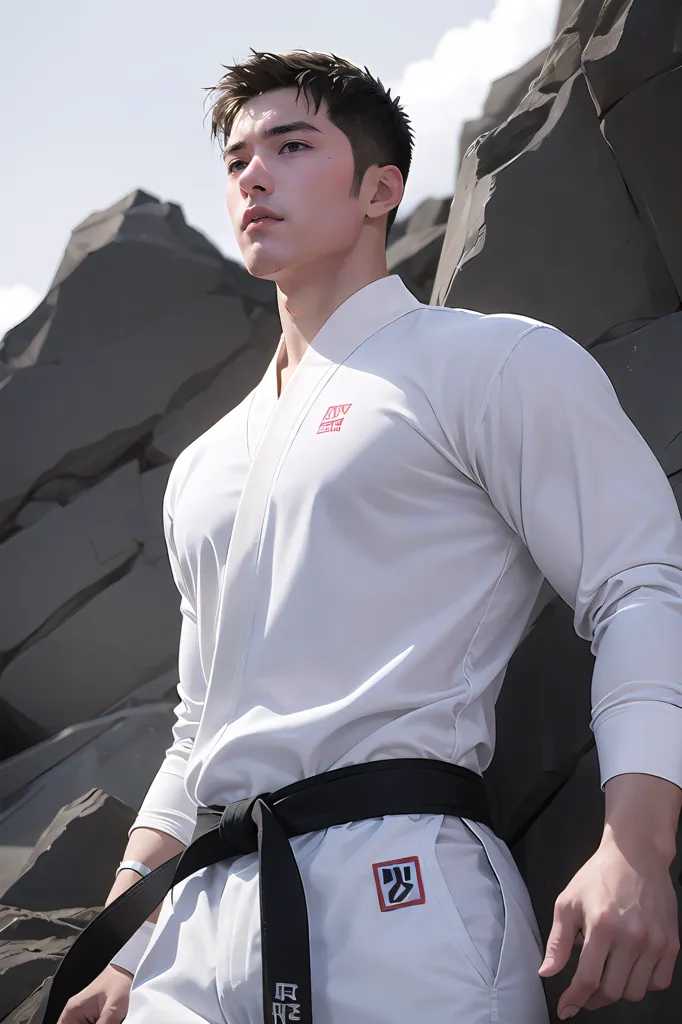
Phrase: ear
[{"left": 365, "top": 164, "right": 404, "bottom": 222}]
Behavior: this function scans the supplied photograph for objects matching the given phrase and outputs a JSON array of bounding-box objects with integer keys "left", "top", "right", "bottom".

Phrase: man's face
[{"left": 224, "top": 86, "right": 386, "bottom": 280}]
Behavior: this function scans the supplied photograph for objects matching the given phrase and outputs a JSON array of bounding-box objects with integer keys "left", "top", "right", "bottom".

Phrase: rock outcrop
[
  {"left": 432, "top": 1, "right": 682, "bottom": 1020},
  {"left": 2, "top": 2, "right": 682, "bottom": 1020}
]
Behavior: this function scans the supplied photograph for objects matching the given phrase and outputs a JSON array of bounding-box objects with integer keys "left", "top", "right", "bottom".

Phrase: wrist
[{"left": 603, "top": 773, "right": 681, "bottom": 865}]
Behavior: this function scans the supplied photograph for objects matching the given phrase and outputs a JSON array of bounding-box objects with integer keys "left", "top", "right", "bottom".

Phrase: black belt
[{"left": 40, "top": 759, "right": 491, "bottom": 1024}]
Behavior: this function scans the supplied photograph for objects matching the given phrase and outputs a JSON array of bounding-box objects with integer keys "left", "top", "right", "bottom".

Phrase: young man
[{"left": 56, "top": 51, "right": 682, "bottom": 1024}]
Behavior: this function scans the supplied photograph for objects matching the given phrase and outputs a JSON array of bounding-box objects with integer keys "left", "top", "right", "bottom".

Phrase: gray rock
[
  {"left": 0, "top": 789, "right": 134, "bottom": 912},
  {"left": 591, "top": 312, "right": 682, "bottom": 477},
  {"left": 135, "top": 463, "right": 172, "bottom": 561},
  {"left": 485, "top": 597, "right": 595, "bottom": 842},
  {"left": 555, "top": 0, "right": 583, "bottom": 30},
  {"left": 0, "top": 190, "right": 260, "bottom": 369},
  {"left": 0, "top": 907, "right": 97, "bottom": 942},
  {"left": 433, "top": 68, "right": 679, "bottom": 346},
  {"left": 4, "top": 976, "right": 52, "bottom": 1023},
  {"left": 147, "top": 308, "right": 281, "bottom": 463},
  {"left": 405, "top": 197, "right": 452, "bottom": 235},
  {"left": 0, "top": 462, "right": 142, "bottom": 656},
  {"left": 458, "top": 47, "right": 550, "bottom": 167},
  {"left": 581, "top": 0, "right": 682, "bottom": 115},
  {"left": 0, "top": 936, "right": 74, "bottom": 1021},
  {"left": 0, "top": 909, "right": 100, "bottom": 1023},
  {"left": 13, "top": 503, "right": 61, "bottom": 530},
  {"left": 0, "top": 556, "right": 179, "bottom": 735},
  {"left": 0, "top": 292, "right": 250, "bottom": 530},
  {"left": 387, "top": 224, "right": 447, "bottom": 305},
  {"left": 31, "top": 479, "right": 89, "bottom": 504},
  {"left": 0, "top": 701, "right": 49, "bottom": 763},
  {"left": 0, "top": 701, "right": 176, "bottom": 896},
  {"left": 601, "top": 66, "right": 682, "bottom": 298}
]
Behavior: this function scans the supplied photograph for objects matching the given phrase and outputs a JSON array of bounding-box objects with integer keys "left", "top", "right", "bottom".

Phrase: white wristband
[
  {"left": 109, "top": 920, "right": 157, "bottom": 977},
  {"left": 115, "top": 859, "right": 152, "bottom": 879}
]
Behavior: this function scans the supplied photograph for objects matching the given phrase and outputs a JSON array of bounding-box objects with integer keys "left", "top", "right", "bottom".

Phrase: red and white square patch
[{"left": 373, "top": 856, "right": 425, "bottom": 912}]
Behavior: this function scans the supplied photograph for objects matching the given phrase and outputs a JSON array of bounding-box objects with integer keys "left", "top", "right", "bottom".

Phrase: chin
[{"left": 242, "top": 245, "right": 295, "bottom": 281}]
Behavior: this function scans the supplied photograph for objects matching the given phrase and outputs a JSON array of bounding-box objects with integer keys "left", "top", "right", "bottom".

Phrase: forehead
[{"left": 228, "top": 87, "right": 330, "bottom": 142}]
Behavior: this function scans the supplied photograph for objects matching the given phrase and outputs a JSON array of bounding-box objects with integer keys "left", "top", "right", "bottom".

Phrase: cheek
[{"left": 225, "top": 181, "right": 241, "bottom": 220}]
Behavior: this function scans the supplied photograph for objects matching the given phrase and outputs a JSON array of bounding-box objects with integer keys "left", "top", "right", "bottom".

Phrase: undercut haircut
[{"left": 207, "top": 50, "right": 415, "bottom": 237}]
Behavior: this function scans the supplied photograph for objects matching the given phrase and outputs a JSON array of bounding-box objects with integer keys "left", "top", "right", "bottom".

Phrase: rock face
[
  {"left": 0, "top": 191, "right": 281, "bottom": 751},
  {"left": 2, "top": 2, "right": 682, "bottom": 1019},
  {"left": 432, "top": 1, "right": 682, "bottom": 1020},
  {"left": 0, "top": 792, "right": 131, "bottom": 1022}
]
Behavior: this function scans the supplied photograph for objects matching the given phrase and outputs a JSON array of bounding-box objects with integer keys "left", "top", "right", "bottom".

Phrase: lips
[
  {"left": 242, "top": 208, "right": 283, "bottom": 230},
  {"left": 245, "top": 216, "right": 281, "bottom": 233}
]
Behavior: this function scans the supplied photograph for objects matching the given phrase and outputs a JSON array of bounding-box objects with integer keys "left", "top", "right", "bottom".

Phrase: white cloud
[
  {"left": 0, "top": 283, "right": 41, "bottom": 340},
  {"left": 390, "top": 0, "right": 558, "bottom": 216}
]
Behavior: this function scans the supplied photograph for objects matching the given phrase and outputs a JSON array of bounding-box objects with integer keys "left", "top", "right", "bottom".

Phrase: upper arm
[{"left": 471, "top": 326, "right": 682, "bottom": 639}]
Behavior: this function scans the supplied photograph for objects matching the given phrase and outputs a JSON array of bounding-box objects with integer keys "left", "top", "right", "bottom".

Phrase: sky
[{"left": 0, "top": 0, "right": 560, "bottom": 338}]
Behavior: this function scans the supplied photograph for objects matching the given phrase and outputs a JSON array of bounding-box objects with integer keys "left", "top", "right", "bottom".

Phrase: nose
[{"left": 238, "top": 155, "right": 273, "bottom": 197}]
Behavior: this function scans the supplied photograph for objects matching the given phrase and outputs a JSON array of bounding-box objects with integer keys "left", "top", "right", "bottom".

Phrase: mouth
[
  {"left": 245, "top": 216, "right": 281, "bottom": 233},
  {"left": 243, "top": 212, "right": 284, "bottom": 233}
]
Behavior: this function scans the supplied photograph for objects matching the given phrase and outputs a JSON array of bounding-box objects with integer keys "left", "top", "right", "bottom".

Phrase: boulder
[
  {"left": 591, "top": 312, "right": 682, "bottom": 478},
  {"left": 600, "top": 66, "right": 682, "bottom": 298},
  {"left": 485, "top": 596, "right": 595, "bottom": 843},
  {"left": 0, "top": 936, "right": 74, "bottom": 1021},
  {"left": 0, "top": 462, "right": 142, "bottom": 657},
  {"left": 581, "top": 0, "right": 682, "bottom": 114},
  {"left": 0, "top": 790, "right": 134, "bottom": 913},
  {"left": 432, "top": 67, "right": 679, "bottom": 346},
  {"left": 0, "top": 190, "right": 272, "bottom": 370},
  {"left": 387, "top": 223, "right": 448, "bottom": 305},
  {"left": 147, "top": 306, "right": 281, "bottom": 463},
  {"left": 0, "top": 292, "right": 251, "bottom": 531},
  {"left": 458, "top": 47, "right": 550, "bottom": 167},
  {"left": 0, "top": 680, "right": 177, "bottom": 897},
  {"left": 0, "top": 556, "right": 180, "bottom": 736},
  {"left": 0, "top": 908, "right": 99, "bottom": 1021}
]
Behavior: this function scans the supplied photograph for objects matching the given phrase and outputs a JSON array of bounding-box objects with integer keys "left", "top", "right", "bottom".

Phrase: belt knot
[{"left": 219, "top": 793, "right": 270, "bottom": 854}]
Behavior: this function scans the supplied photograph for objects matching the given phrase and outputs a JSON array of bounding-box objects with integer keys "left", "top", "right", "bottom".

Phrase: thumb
[
  {"left": 98, "top": 998, "right": 129, "bottom": 1024},
  {"left": 539, "top": 900, "right": 580, "bottom": 978}
]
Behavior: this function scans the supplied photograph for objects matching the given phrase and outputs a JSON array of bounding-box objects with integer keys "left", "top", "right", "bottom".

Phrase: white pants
[{"left": 127, "top": 814, "right": 549, "bottom": 1023}]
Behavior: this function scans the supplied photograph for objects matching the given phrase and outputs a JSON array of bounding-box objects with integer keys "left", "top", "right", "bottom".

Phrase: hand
[
  {"left": 538, "top": 835, "right": 680, "bottom": 1019},
  {"left": 57, "top": 963, "right": 133, "bottom": 1023}
]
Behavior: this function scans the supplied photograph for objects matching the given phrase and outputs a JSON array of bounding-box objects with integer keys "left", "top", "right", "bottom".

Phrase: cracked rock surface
[{"left": 2, "top": 4, "right": 682, "bottom": 1018}]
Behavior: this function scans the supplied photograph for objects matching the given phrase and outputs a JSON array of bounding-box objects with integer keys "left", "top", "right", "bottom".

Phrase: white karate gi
[{"left": 119, "top": 275, "right": 682, "bottom": 1024}]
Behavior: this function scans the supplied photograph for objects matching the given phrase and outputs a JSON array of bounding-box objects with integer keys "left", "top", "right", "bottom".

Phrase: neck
[{"left": 274, "top": 245, "right": 389, "bottom": 382}]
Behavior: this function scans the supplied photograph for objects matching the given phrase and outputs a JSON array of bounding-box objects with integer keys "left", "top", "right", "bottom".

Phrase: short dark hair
[{"left": 206, "top": 50, "right": 415, "bottom": 237}]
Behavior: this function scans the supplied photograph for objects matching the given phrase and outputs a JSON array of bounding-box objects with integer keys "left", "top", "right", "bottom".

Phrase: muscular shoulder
[
  {"left": 405, "top": 303, "right": 558, "bottom": 389},
  {"left": 396, "top": 304, "right": 581, "bottom": 480}
]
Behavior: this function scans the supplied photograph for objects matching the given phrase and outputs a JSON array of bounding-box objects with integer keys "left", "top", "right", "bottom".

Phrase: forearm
[
  {"left": 106, "top": 826, "right": 186, "bottom": 922},
  {"left": 602, "top": 773, "right": 682, "bottom": 865}
]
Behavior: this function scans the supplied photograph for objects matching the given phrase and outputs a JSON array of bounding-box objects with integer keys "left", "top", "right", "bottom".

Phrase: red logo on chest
[{"left": 317, "top": 403, "right": 353, "bottom": 434}]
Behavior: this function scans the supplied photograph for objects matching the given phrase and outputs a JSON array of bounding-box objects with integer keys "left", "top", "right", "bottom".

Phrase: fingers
[
  {"left": 583, "top": 947, "right": 649, "bottom": 1010},
  {"left": 58, "top": 996, "right": 128, "bottom": 1024},
  {"left": 560, "top": 920, "right": 679, "bottom": 1015},
  {"left": 538, "top": 899, "right": 581, "bottom": 978},
  {"left": 649, "top": 932, "right": 680, "bottom": 992},
  {"left": 556, "top": 924, "right": 611, "bottom": 1019}
]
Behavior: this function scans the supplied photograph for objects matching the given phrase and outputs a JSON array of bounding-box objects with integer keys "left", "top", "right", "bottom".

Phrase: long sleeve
[
  {"left": 130, "top": 481, "right": 206, "bottom": 846},
  {"left": 471, "top": 324, "right": 682, "bottom": 789}
]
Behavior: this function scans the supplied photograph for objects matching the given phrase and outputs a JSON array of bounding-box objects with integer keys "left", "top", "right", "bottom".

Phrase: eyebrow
[{"left": 223, "top": 120, "right": 323, "bottom": 158}]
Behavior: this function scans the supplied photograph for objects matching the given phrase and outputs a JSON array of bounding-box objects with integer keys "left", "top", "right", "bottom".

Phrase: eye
[
  {"left": 227, "top": 141, "right": 310, "bottom": 174},
  {"left": 280, "top": 141, "right": 309, "bottom": 155}
]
